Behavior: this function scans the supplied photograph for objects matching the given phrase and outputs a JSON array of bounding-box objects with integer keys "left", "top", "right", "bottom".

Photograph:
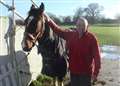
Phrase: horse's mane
[
  {"left": 37, "top": 21, "right": 67, "bottom": 58},
  {"left": 37, "top": 21, "right": 51, "bottom": 44}
]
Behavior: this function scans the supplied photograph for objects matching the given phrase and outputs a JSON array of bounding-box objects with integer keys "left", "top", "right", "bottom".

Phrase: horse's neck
[
  {"left": 38, "top": 22, "right": 67, "bottom": 58},
  {"left": 37, "top": 23, "right": 56, "bottom": 54}
]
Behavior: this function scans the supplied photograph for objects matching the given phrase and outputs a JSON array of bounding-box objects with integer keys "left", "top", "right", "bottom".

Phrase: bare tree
[
  {"left": 47, "top": 12, "right": 62, "bottom": 24},
  {"left": 115, "top": 14, "right": 120, "bottom": 23},
  {"left": 73, "top": 7, "right": 84, "bottom": 22},
  {"left": 84, "top": 3, "right": 103, "bottom": 24},
  {"left": 63, "top": 16, "right": 72, "bottom": 24}
]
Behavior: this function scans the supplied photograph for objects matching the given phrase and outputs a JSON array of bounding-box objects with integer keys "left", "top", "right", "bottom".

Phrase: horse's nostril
[{"left": 23, "top": 47, "right": 32, "bottom": 52}]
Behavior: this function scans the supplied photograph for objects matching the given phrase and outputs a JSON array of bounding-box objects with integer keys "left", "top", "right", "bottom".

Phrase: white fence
[
  {"left": 0, "top": 55, "right": 18, "bottom": 86},
  {"left": 0, "top": 17, "right": 43, "bottom": 86},
  {"left": 0, "top": 0, "right": 43, "bottom": 85}
]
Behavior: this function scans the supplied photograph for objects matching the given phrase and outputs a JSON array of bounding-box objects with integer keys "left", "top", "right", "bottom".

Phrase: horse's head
[{"left": 22, "top": 3, "right": 45, "bottom": 52}]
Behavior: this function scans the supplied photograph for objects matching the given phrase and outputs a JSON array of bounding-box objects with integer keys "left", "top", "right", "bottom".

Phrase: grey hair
[{"left": 78, "top": 17, "right": 88, "bottom": 29}]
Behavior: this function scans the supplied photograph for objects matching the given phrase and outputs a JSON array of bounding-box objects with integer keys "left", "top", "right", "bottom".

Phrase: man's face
[{"left": 76, "top": 19, "right": 87, "bottom": 34}]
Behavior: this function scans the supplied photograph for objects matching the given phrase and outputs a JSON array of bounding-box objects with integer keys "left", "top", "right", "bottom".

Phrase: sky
[{"left": 0, "top": 0, "right": 120, "bottom": 19}]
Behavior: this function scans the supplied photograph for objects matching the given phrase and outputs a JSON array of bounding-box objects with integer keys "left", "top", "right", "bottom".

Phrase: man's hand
[
  {"left": 43, "top": 13, "right": 51, "bottom": 22},
  {"left": 92, "top": 74, "right": 97, "bottom": 85},
  {"left": 92, "top": 74, "right": 97, "bottom": 82}
]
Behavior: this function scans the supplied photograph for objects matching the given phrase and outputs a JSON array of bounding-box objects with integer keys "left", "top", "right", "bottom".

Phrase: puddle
[{"left": 101, "top": 45, "right": 120, "bottom": 59}]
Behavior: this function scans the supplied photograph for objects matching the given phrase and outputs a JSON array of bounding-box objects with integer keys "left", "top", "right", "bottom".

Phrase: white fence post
[
  {"left": 0, "top": 55, "right": 23, "bottom": 86},
  {"left": 7, "top": 62, "right": 17, "bottom": 86},
  {"left": 1, "top": 65, "right": 11, "bottom": 86}
]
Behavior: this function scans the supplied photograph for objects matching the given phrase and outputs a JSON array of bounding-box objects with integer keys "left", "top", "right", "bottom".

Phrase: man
[{"left": 44, "top": 14, "right": 101, "bottom": 86}]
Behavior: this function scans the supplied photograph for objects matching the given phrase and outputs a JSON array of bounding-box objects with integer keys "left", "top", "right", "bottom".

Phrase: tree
[
  {"left": 115, "top": 14, "right": 120, "bottom": 23},
  {"left": 84, "top": 3, "right": 103, "bottom": 24},
  {"left": 47, "top": 12, "right": 61, "bottom": 24},
  {"left": 73, "top": 7, "right": 84, "bottom": 23},
  {"left": 16, "top": 19, "right": 24, "bottom": 26},
  {"left": 63, "top": 16, "right": 72, "bottom": 24}
]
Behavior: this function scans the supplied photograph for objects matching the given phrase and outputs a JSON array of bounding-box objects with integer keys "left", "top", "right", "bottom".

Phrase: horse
[{"left": 22, "top": 3, "right": 68, "bottom": 86}]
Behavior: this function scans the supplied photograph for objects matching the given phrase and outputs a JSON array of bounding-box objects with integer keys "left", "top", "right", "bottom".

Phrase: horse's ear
[
  {"left": 30, "top": 4, "right": 35, "bottom": 10},
  {"left": 39, "top": 2, "right": 44, "bottom": 11}
]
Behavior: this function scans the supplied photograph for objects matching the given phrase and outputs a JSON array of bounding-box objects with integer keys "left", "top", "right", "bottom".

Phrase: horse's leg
[
  {"left": 55, "top": 77, "right": 64, "bottom": 86},
  {"left": 54, "top": 77, "right": 63, "bottom": 86},
  {"left": 53, "top": 78, "right": 55, "bottom": 86},
  {"left": 58, "top": 81, "right": 64, "bottom": 86},
  {"left": 53, "top": 77, "right": 58, "bottom": 86}
]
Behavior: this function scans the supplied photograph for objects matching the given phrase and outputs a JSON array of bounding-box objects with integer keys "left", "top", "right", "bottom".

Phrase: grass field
[{"left": 61, "top": 24, "right": 120, "bottom": 46}]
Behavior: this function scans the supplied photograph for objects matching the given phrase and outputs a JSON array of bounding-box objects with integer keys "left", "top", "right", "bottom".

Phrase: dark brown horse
[{"left": 22, "top": 3, "right": 68, "bottom": 86}]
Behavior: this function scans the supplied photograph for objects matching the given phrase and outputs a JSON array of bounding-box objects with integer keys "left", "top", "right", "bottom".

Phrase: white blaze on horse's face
[{"left": 26, "top": 16, "right": 34, "bottom": 27}]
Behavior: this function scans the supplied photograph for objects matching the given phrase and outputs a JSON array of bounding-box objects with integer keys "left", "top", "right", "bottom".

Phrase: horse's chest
[{"left": 38, "top": 39, "right": 57, "bottom": 56}]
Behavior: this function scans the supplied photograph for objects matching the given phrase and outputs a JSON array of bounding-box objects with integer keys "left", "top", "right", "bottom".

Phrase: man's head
[{"left": 76, "top": 17, "right": 88, "bottom": 34}]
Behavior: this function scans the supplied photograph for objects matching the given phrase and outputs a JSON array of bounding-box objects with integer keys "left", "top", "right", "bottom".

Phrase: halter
[
  {"left": 22, "top": 15, "right": 45, "bottom": 54},
  {"left": 28, "top": 16, "right": 45, "bottom": 46}
]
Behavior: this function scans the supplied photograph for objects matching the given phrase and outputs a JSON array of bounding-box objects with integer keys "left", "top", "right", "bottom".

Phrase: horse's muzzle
[{"left": 21, "top": 39, "right": 33, "bottom": 52}]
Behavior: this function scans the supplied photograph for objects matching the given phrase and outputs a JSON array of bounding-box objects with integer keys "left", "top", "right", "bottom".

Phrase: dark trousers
[{"left": 70, "top": 73, "right": 91, "bottom": 86}]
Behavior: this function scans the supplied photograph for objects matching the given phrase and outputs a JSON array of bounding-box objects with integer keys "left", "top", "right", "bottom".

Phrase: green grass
[
  {"left": 29, "top": 74, "right": 54, "bottom": 86},
  {"left": 61, "top": 24, "right": 120, "bottom": 46},
  {"left": 90, "top": 25, "right": 120, "bottom": 46}
]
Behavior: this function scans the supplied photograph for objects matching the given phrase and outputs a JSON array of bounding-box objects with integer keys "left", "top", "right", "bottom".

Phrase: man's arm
[
  {"left": 92, "top": 36, "right": 101, "bottom": 81},
  {"left": 44, "top": 14, "right": 71, "bottom": 39}
]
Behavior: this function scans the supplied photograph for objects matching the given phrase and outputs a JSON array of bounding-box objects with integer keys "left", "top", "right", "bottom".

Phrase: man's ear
[
  {"left": 39, "top": 2, "right": 44, "bottom": 12},
  {"left": 30, "top": 4, "right": 35, "bottom": 10}
]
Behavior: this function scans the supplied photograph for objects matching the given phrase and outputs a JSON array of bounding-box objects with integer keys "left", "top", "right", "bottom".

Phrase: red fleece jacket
[{"left": 47, "top": 20, "right": 101, "bottom": 77}]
